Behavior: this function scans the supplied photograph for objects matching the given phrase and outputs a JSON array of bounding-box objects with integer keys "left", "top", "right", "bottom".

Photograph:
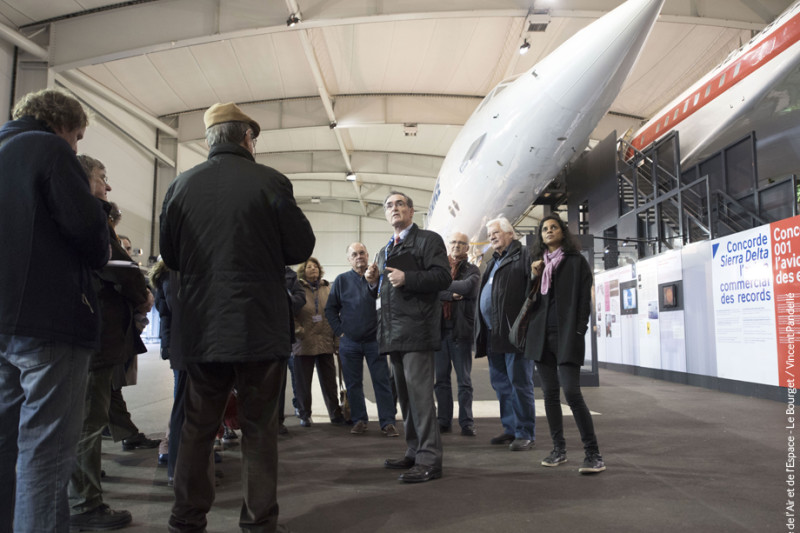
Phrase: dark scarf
[{"left": 442, "top": 255, "right": 464, "bottom": 320}]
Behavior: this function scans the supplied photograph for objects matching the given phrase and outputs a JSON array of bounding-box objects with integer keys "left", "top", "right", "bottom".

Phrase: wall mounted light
[
  {"left": 519, "top": 39, "right": 531, "bottom": 55},
  {"left": 345, "top": 172, "right": 356, "bottom": 181},
  {"left": 286, "top": 13, "right": 301, "bottom": 27}
]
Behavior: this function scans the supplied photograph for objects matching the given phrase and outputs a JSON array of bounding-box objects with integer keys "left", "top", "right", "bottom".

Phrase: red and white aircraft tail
[{"left": 630, "top": 1, "right": 800, "bottom": 179}]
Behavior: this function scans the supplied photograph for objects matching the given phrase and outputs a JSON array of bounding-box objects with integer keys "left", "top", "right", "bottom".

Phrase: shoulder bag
[{"left": 508, "top": 276, "right": 542, "bottom": 350}]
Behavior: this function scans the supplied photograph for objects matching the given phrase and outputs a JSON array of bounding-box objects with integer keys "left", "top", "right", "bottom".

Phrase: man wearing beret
[{"left": 161, "top": 102, "right": 315, "bottom": 533}]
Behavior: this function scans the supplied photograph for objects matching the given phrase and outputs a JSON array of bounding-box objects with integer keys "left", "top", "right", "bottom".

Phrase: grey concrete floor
[{"left": 101, "top": 345, "right": 785, "bottom": 532}]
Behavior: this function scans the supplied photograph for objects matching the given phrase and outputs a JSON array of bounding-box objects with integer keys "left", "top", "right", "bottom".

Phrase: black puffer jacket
[
  {"left": 0, "top": 116, "right": 109, "bottom": 349},
  {"left": 474, "top": 239, "right": 531, "bottom": 356},
  {"left": 372, "top": 224, "right": 451, "bottom": 353},
  {"left": 160, "top": 142, "right": 315, "bottom": 363}
]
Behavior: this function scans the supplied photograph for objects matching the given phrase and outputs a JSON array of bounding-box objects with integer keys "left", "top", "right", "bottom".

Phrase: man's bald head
[
  {"left": 346, "top": 242, "right": 369, "bottom": 274},
  {"left": 447, "top": 232, "right": 470, "bottom": 260}
]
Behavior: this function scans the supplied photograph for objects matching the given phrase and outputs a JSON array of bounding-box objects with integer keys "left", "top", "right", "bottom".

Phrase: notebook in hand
[{"left": 385, "top": 252, "right": 418, "bottom": 272}]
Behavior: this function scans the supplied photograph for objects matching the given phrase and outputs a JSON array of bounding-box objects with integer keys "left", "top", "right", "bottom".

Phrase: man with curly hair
[{"left": 0, "top": 89, "right": 110, "bottom": 532}]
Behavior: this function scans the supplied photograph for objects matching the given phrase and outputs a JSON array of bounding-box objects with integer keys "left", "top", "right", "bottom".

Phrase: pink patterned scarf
[{"left": 540, "top": 246, "right": 565, "bottom": 295}]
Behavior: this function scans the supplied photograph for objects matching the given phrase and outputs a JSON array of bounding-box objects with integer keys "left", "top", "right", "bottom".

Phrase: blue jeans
[
  {"left": 0, "top": 335, "right": 91, "bottom": 533},
  {"left": 339, "top": 337, "right": 396, "bottom": 428},
  {"left": 487, "top": 352, "right": 536, "bottom": 440},
  {"left": 434, "top": 330, "right": 474, "bottom": 429}
]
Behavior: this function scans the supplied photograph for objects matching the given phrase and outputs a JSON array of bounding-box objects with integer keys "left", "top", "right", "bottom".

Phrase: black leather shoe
[
  {"left": 300, "top": 418, "right": 312, "bottom": 427},
  {"left": 461, "top": 426, "right": 476, "bottom": 437},
  {"left": 69, "top": 504, "right": 132, "bottom": 531},
  {"left": 384, "top": 456, "right": 415, "bottom": 469},
  {"left": 122, "top": 432, "right": 160, "bottom": 451},
  {"left": 158, "top": 453, "right": 168, "bottom": 466},
  {"left": 399, "top": 464, "right": 442, "bottom": 483},
  {"left": 490, "top": 432, "right": 515, "bottom": 445},
  {"left": 439, "top": 424, "right": 452, "bottom": 433},
  {"left": 509, "top": 438, "right": 533, "bottom": 451}
]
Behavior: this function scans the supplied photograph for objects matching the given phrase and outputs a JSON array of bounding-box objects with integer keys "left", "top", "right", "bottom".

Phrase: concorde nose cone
[{"left": 539, "top": 0, "right": 664, "bottom": 108}]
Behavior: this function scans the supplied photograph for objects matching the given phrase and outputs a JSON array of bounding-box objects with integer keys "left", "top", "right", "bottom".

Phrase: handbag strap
[{"left": 528, "top": 275, "right": 542, "bottom": 299}]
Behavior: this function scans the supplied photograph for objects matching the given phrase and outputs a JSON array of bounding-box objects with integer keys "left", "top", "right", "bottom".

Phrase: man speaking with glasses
[
  {"left": 364, "top": 191, "right": 451, "bottom": 483},
  {"left": 434, "top": 232, "right": 480, "bottom": 437}
]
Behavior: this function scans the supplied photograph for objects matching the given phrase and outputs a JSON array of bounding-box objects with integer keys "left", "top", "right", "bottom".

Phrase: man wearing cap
[{"left": 161, "top": 102, "right": 315, "bottom": 533}]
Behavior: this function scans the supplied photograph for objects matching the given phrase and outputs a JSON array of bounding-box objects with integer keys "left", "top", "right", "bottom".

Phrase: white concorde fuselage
[{"left": 426, "top": 0, "right": 664, "bottom": 247}]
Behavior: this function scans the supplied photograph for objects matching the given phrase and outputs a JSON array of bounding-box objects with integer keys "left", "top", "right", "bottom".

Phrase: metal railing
[
  {"left": 617, "top": 137, "right": 712, "bottom": 249},
  {"left": 713, "top": 189, "right": 768, "bottom": 235}
]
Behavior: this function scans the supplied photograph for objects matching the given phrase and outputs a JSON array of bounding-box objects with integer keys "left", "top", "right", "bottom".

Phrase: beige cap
[{"left": 203, "top": 102, "right": 260, "bottom": 138}]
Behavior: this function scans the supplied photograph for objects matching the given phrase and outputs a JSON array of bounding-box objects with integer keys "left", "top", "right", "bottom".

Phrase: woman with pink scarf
[{"left": 526, "top": 214, "right": 605, "bottom": 474}]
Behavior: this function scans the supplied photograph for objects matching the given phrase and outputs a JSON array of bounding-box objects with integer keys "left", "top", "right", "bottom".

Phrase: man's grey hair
[
  {"left": 383, "top": 191, "right": 414, "bottom": 209},
  {"left": 205, "top": 121, "right": 250, "bottom": 148},
  {"left": 76, "top": 154, "right": 105, "bottom": 177},
  {"left": 486, "top": 216, "right": 515, "bottom": 235},
  {"left": 346, "top": 242, "right": 367, "bottom": 254}
]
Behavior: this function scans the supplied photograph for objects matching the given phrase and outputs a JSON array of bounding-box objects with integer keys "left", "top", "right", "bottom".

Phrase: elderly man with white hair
[{"left": 474, "top": 216, "right": 536, "bottom": 452}]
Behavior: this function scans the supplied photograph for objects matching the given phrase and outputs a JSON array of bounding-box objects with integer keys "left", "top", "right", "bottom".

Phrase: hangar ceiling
[{"left": 0, "top": 0, "right": 794, "bottom": 226}]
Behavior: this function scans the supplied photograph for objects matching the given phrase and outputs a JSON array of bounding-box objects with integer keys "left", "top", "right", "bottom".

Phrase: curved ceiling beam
[
  {"left": 40, "top": 1, "right": 771, "bottom": 72},
  {"left": 172, "top": 94, "right": 477, "bottom": 143}
]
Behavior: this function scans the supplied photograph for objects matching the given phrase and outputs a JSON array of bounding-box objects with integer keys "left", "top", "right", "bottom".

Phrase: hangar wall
[
  {"left": 0, "top": 40, "right": 12, "bottom": 121},
  {"left": 0, "top": 59, "right": 159, "bottom": 264}
]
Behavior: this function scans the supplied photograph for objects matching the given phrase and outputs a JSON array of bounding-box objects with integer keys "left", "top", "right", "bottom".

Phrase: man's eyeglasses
[
  {"left": 384, "top": 200, "right": 406, "bottom": 210},
  {"left": 246, "top": 130, "right": 257, "bottom": 148}
]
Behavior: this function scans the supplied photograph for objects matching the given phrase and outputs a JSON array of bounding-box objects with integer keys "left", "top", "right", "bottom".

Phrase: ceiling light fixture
[
  {"left": 310, "top": 196, "right": 321, "bottom": 204},
  {"left": 286, "top": 13, "right": 301, "bottom": 27},
  {"left": 345, "top": 172, "right": 356, "bottom": 181},
  {"left": 403, "top": 123, "right": 418, "bottom": 137},
  {"left": 519, "top": 39, "right": 531, "bottom": 55}
]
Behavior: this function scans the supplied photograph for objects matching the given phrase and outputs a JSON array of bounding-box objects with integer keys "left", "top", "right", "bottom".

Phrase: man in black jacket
[
  {"left": 435, "top": 232, "right": 480, "bottom": 436},
  {"left": 161, "top": 102, "right": 315, "bottom": 533},
  {"left": 365, "top": 191, "right": 451, "bottom": 483},
  {"left": 0, "top": 89, "right": 109, "bottom": 532},
  {"left": 475, "top": 217, "right": 536, "bottom": 452}
]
